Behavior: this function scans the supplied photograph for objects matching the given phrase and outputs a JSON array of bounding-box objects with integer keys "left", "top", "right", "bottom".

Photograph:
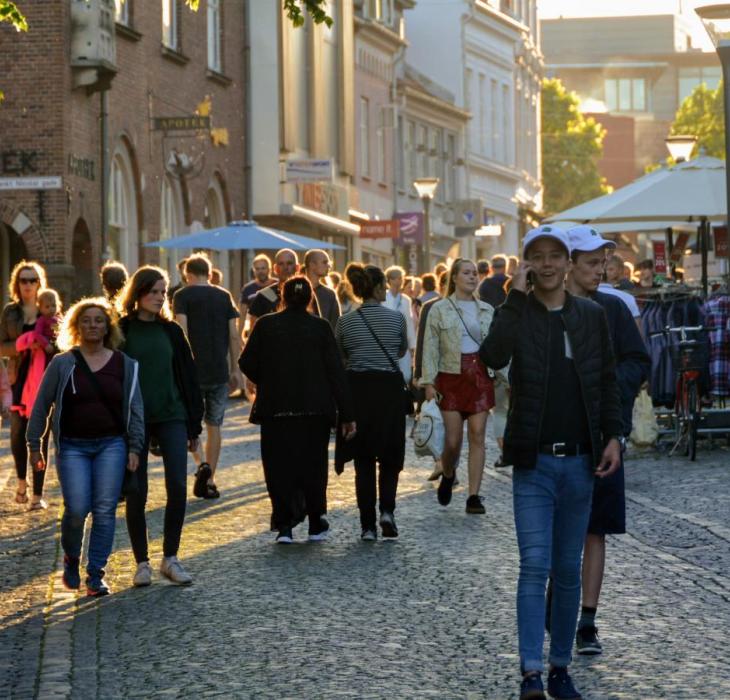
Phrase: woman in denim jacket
[{"left": 420, "top": 259, "right": 495, "bottom": 514}]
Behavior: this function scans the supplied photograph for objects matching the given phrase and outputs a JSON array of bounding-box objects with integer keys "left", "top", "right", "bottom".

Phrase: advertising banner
[
  {"left": 714, "top": 226, "right": 729, "bottom": 258},
  {"left": 360, "top": 219, "right": 399, "bottom": 239},
  {"left": 652, "top": 241, "right": 667, "bottom": 274},
  {"left": 394, "top": 212, "right": 424, "bottom": 245}
]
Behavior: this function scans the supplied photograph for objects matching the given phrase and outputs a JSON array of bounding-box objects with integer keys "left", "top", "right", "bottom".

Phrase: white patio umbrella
[{"left": 544, "top": 156, "right": 726, "bottom": 224}]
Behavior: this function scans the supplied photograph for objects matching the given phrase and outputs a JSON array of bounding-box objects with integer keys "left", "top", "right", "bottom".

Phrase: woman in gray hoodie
[{"left": 27, "top": 297, "right": 144, "bottom": 596}]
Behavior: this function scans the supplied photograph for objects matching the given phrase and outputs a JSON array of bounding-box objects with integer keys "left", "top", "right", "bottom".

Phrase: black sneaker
[
  {"left": 437, "top": 472, "right": 456, "bottom": 506},
  {"left": 465, "top": 495, "right": 485, "bottom": 514},
  {"left": 379, "top": 512, "right": 398, "bottom": 538},
  {"left": 520, "top": 672, "right": 546, "bottom": 700},
  {"left": 547, "top": 667, "right": 581, "bottom": 699},
  {"left": 86, "top": 576, "right": 110, "bottom": 597},
  {"left": 62, "top": 554, "right": 81, "bottom": 590},
  {"left": 193, "top": 462, "right": 212, "bottom": 498},
  {"left": 308, "top": 516, "right": 330, "bottom": 542},
  {"left": 575, "top": 625, "right": 602, "bottom": 655},
  {"left": 275, "top": 528, "right": 294, "bottom": 544}
]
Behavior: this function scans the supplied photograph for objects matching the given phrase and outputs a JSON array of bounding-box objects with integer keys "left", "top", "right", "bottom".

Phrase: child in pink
[{"left": 15, "top": 289, "right": 61, "bottom": 418}]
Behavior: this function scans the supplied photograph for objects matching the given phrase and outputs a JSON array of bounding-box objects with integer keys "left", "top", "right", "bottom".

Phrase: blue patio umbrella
[{"left": 143, "top": 220, "right": 345, "bottom": 251}]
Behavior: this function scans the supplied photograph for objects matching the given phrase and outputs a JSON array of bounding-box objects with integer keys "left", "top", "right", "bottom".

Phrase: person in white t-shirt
[{"left": 382, "top": 266, "right": 416, "bottom": 383}]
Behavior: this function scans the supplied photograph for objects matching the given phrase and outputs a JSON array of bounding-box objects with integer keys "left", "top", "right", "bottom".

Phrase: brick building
[{"left": 0, "top": 0, "right": 246, "bottom": 305}]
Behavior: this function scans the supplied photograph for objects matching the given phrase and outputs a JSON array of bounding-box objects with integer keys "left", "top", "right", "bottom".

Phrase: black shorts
[{"left": 587, "top": 458, "right": 626, "bottom": 535}]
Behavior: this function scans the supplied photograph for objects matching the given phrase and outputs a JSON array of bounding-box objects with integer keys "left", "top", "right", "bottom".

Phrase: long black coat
[
  {"left": 480, "top": 289, "right": 623, "bottom": 470},
  {"left": 239, "top": 307, "right": 354, "bottom": 425}
]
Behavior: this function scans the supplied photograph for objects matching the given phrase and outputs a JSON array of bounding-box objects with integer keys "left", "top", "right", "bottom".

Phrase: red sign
[
  {"left": 670, "top": 232, "right": 690, "bottom": 263},
  {"left": 360, "top": 219, "right": 399, "bottom": 239},
  {"left": 652, "top": 241, "right": 667, "bottom": 274},
  {"left": 714, "top": 226, "right": 729, "bottom": 258}
]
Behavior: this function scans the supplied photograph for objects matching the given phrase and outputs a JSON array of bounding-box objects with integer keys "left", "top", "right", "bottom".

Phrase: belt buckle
[{"left": 552, "top": 442, "right": 567, "bottom": 458}]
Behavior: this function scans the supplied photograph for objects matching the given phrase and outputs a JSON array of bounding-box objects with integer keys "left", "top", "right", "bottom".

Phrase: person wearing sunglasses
[{"left": 0, "top": 260, "right": 51, "bottom": 509}]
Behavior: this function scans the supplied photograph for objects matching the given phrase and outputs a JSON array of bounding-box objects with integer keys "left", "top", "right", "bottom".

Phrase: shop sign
[
  {"left": 395, "top": 212, "right": 424, "bottom": 245},
  {"left": 0, "top": 176, "right": 62, "bottom": 191},
  {"left": 68, "top": 154, "right": 95, "bottom": 181},
  {"left": 152, "top": 116, "right": 211, "bottom": 131},
  {"left": 453, "top": 199, "right": 484, "bottom": 228},
  {"left": 286, "top": 159, "right": 333, "bottom": 183},
  {"left": 360, "top": 219, "right": 399, "bottom": 239},
  {"left": 1, "top": 150, "right": 39, "bottom": 175},
  {"left": 670, "top": 232, "right": 690, "bottom": 263},
  {"left": 652, "top": 241, "right": 667, "bottom": 274},
  {"left": 407, "top": 245, "right": 419, "bottom": 276},
  {"left": 714, "top": 226, "right": 729, "bottom": 258},
  {"left": 298, "top": 183, "right": 348, "bottom": 219}
]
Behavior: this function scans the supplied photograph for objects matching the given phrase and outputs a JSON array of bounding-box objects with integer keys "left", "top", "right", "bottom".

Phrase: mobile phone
[{"left": 527, "top": 271, "right": 535, "bottom": 286}]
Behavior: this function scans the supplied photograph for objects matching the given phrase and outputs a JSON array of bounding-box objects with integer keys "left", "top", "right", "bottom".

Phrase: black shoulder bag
[
  {"left": 357, "top": 309, "right": 415, "bottom": 416},
  {"left": 71, "top": 349, "right": 137, "bottom": 496}
]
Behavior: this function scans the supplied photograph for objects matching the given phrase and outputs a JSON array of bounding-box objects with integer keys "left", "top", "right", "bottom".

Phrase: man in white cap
[
  {"left": 557, "top": 225, "right": 650, "bottom": 658},
  {"left": 480, "top": 224, "right": 623, "bottom": 700}
]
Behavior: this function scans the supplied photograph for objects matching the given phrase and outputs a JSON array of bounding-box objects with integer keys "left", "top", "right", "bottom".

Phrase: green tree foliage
[
  {"left": 670, "top": 81, "right": 725, "bottom": 159},
  {"left": 541, "top": 78, "right": 611, "bottom": 216}
]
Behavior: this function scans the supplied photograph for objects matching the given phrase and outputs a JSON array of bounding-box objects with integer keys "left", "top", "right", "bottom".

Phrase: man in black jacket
[
  {"left": 564, "top": 226, "right": 650, "bottom": 657},
  {"left": 480, "top": 225, "right": 623, "bottom": 700}
]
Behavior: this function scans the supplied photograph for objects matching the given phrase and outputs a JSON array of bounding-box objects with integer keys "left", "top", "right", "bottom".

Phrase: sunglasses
[{"left": 19, "top": 278, "right": 40, "bottom": 285}]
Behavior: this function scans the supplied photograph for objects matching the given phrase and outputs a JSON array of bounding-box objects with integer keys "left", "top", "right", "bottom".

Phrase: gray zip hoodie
[{"left": 26, "top": 350, "right": 145, "bottom": 455}]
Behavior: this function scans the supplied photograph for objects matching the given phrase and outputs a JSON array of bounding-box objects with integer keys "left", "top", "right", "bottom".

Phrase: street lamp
[
  {"left": 413, "top": 177, "right": 439, "bottom": 273},
  {"left": 665, "top": 134, "right": 697, "bottom": 163},
  {"left": 696, "top": 4, "right": 730, "bottom": 294}
]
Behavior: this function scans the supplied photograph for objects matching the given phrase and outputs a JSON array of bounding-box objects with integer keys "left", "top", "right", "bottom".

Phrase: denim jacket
[{"left": 420, "top": 294, "right": 494, "bottom": 386}]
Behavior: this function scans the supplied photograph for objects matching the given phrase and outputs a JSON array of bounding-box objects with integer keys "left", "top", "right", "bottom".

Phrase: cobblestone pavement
[{"left": 1, "top": 403, "right": 729, "bottom": 699}]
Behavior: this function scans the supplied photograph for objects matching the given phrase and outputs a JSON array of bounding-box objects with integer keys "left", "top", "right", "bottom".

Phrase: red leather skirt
[{"left": 435, "top": 353, "right": 495, "bottom": 415}]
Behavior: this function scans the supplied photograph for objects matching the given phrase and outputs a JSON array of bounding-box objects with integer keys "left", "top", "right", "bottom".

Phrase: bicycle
[{"left": 649, "top": 325, "right": 715, "bottom": 461}]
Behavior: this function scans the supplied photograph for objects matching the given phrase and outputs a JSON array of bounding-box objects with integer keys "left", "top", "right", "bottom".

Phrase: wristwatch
[{"left": 611, "top": 436, "right": 627, "bottom": 453}]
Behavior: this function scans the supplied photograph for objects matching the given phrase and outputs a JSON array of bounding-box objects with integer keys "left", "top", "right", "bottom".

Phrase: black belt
[{"left": 538, "top": 442, "right": 592, "bottom": 458}]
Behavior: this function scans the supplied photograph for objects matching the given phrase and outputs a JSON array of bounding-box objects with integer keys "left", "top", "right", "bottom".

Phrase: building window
[
  {"left": 207, "top": 0, "right": 221, "bottom": 71},
  {"left": 445, "top": 134, "right": 456, "bottom": 203},
  {"left": 604, "top": 78, "right": 647, "bottom": 112},
  {"left": 377, "top": 107, "right": 387, "bottom": 183},
  {"left": 490, "top": 79, "right": 498, "bottom": 160},
  {"left": 407, "top": 120, "right": 416, "bottom": 187},
  {"left": 114, "top": 0, "right": 130, "bottom": 25},
  {"left": 162, "top": 0, "right": 178, "bottom": 49},
  {"left": 366, "top": 0, "right": 393, "bottom": 26},
  {"left": 109, "top": 146, "right": 139, "bottom": 269},
  {"left": 678, "top": 66, "right": 722, "bottom": 104},
  {"left": 502, "top": 83, "right": 511, "bottom": 165},
  {"left": 479, "top": 73, "right": 486, "bottom": 155},
  {"left": 417, "top": 124, "right": 428, "bottom": 177},
  {"left": 360, "top": 97, "right": 370, "bottom": 177},
  {"left": 160, "top": 176, "right": 183, "bottom": 280}
]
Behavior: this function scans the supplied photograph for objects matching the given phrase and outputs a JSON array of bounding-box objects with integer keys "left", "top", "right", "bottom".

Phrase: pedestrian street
[{"left": 1, "top": 400, "right": 729, "bottom": 699}]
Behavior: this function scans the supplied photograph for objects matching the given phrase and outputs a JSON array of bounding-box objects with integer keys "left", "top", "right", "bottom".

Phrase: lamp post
[
  {"left": 413, "top": 177, "right": 439, "bottom": 273},
  {"left": 663, "top": 135, "right": 697, "bottom": 278},
  {"left": 696, "top": 5, "right": 730, "bottom": 293}
]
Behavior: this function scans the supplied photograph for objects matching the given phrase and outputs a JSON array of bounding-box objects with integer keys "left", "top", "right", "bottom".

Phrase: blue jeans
[
  {"left": 57, "top": 436, "right": 127, "bottom": 578},
  {"left": 513, "top": 454, "right": 595, "bottom": 673},
  {"left": 125, "top": 420, "right": 188, "bottom": 562}
]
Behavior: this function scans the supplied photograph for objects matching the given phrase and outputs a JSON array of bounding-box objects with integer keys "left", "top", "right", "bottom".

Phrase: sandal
[
  {"left": 193, "top": 463, "right": 212, "bottom": 498},
  {"left": 203, "top": 483, "right": 220, "bottom": 500},
  {"left": 15, "top": 489, "right": 28, "bottom": 504}
]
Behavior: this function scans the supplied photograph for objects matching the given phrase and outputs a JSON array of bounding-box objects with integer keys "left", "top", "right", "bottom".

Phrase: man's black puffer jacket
[{"left": 479, "top": 288, "right": 623, "bottom": 470}]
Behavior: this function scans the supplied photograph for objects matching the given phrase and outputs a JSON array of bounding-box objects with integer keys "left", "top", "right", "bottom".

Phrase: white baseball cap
[
  {"left": 522, "top": 225, "right": 571, "bottom": 258},
  {"left": 567, "top": 225, "right": 616, "bottom": 253}
]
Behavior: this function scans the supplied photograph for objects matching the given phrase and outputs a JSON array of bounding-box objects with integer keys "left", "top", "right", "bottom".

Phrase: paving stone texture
[{"left": 1, "top": 401, "right": 729, "bottom": 699}]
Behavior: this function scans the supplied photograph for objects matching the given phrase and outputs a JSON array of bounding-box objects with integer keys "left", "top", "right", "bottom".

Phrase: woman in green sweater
[{"left": 118, "top": 266, "right": 203, "bottom": 587}]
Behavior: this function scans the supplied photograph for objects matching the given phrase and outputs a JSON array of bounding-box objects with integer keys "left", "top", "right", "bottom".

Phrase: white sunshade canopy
[{"left": 545, "top": 156, "right": 727, "bottom": 225}]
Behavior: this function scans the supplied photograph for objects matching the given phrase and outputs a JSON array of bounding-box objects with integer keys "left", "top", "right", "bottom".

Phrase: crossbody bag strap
[
  {"left": 356, "top": 308, "right": 403, "bottom": 377},
  {"left": 71, "top": 349, "right": 123, "bottom": 428},
  {"left": 447, "top": 297, "right": 483, "bottom": 346}
]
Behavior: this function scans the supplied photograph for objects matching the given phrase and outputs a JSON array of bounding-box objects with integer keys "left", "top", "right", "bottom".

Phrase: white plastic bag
[
  {"left": 630, "top": 388, "right": 658, "bottom": 447},
  {"left": 413, "top": 399, "right": 445, "bottom": 459}
]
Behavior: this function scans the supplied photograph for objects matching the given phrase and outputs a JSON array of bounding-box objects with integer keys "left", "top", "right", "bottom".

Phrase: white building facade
[{"left": 404, "top": 0, "right": 543, "bottom": 256}]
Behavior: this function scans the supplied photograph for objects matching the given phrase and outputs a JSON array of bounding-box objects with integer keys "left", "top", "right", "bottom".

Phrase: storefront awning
[{"left": 279, "top": 203, "right": 360, "bottom": 236}]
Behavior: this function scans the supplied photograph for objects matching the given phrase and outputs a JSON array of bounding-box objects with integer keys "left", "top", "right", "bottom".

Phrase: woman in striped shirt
[{"left": 335, "top": 263, "right": 408, "bottom": 541}]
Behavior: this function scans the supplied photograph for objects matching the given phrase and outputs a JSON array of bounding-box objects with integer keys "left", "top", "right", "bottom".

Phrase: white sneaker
[
  {"left": 133, "top": 561, "right": 153, "bottom": 587},
  {"left": 159, "top": 556, "right": 193, "bottom": 585}
]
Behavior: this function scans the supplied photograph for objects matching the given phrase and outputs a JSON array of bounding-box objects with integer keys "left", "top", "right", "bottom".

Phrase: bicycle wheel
[{"left": 687, "top": 381, "right": 699, "bottom": 461}]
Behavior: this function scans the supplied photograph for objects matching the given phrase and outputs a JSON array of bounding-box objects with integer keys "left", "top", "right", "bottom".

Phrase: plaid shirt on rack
[{"left": 702, "top": 295, "right": 730, "bottom": 398}]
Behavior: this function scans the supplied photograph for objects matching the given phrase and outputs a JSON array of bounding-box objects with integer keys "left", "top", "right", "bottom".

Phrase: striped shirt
[{"left": 335, "top": 302, "right": 408, "bottom": 373}]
